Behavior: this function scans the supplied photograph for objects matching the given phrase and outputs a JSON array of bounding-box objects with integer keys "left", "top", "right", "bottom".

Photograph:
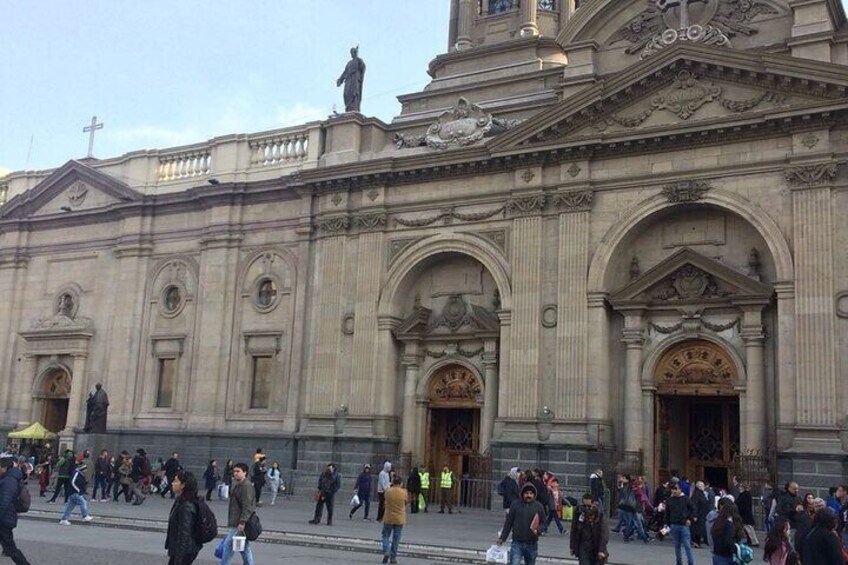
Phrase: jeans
[
  {"left": 381, "top": 523, "right": 403, "bottom": 560},
  {"left": 509, "top": 540, "right": 538, "bottom": 565},
  {"left": 546, "top": 509, "right": 565, "bottom": 533},
  {"left": 92, "top": 476, "right": 107, "bottom": 499},
  {"left": 0, "top": 527, "right": 32, "bottom": 565},
  {"left": 350, "top": 495, "right": 371, "bottom": 519},
  {"left": 712, "top": 555, "right": 733, "bottom": 565},
  {"left": 670, "top": 524, "right": 695, "bottom": 565},
  {"left": 220, "top": 528, "right": 254, "bottom": 565},
  {"left": 623, "top": 512, "right": 649, "bottom": 541},
  {"left": 61, "top": 493, "right": 90, "bottom": 520}
]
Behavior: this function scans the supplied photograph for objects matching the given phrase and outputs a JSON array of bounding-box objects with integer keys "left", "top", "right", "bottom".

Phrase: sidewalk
[{"left": 24, "top": 485, "right": 722, "bottom": 564}]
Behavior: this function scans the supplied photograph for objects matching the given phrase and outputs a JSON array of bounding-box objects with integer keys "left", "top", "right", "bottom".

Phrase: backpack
[
  {"left": 244, "top": 512, "right": 262, "bottom": 541},
  {"left": 193, "top": 498, "right": 218, "bottom": 544},
  {"left": 15, "top": 479, "right": 30, "bottom": 513},
  {"left": 733, "top": 542, "right": 753, "bottom": 564}
]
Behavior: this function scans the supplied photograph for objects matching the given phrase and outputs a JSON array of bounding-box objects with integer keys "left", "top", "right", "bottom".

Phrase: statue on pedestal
[
  {"left": 84, "top": 383, "right": 109, "bottom": 433},
  {"left": 336, "top": 46, "right": 366, "bottom": 113}
]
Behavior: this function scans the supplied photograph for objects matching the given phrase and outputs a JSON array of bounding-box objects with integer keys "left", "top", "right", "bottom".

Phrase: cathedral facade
[{"left": 3, "top": 0, "right": 848, "bottom": 491}]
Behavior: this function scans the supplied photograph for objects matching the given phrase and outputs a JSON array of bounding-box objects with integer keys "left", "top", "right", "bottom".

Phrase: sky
[
  {"left": 0, "top": 1, "right": 450, "bottom": 174},
  {"left": 2, "top": 1, "right": 848, "bottom": 175}
]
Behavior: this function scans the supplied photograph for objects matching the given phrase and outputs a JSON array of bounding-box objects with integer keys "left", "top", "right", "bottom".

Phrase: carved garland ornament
[
  {"left": 551, "top": 190, "right": 594, "bottom": 212},
  {"left": 506, "top": 194, "right": 547, "bottom": 216},
  {"left": 351, "top": 211, "right": 388, "bottom": 231},
  {"left": 316, "top": 216, "right": 350, "bottom": 234},
  {"left": 783, "top": 163, "right": 841, "bottom": 187},
  {"left": 662, "top": 179, "right": 711, "bottom": 202},
  {"left": 394, "top": 204, "right": 505, "bottom": 227}
]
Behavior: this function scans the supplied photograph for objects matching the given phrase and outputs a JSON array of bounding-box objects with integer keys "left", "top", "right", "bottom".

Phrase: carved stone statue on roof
[{"left": 336, "top": 46, "right": 366, "bottom": 113}]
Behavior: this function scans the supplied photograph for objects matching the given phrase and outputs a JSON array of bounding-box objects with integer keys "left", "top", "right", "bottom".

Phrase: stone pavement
[{"left": 23, "top": 485, "right": 725, "bottom": 564}]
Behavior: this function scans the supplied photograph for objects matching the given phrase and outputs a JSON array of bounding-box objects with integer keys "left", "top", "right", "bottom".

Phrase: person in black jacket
[
  {"left": 407, "top": 467, "right": 421, "bottom": 514},
  {"left": 251, "top": 455, "right": 267, "bottom": 507},
  {"left": 710, "top": 501, "right": 744, "bottom": 565},
  {"left": 499, "top": 468, "right": 521, "bottom": 513},
  {"left": 589, "top": 470, "right": 606, "bottom": 510},
  {"left": 0, "top": 458, "right": 32, "bottom": 565},
  {"left": 801, "top": 508, "right": 843, "bottom": 565},
  {"left": 165, "top": 470, "right": 201, "bottom": 565},
  {"left": 570, "top": 493, "right": 609, "bottom": 565},
  {"left": 92, "top": 449, "right": 111, "bottom": 502},
  {"left": 690, "top": 481, "right": 710, "bottom": 548},
  {"left": 309, "top": 463, "right": 341, "bottom": 526},
  {"left": 776, "top": 482, "right": 802, "bottom": 528},
  {"left": 160, "top": 452, "right": 182, "bottom": 499},
  {"left": 664, "top": 483, "right": 695, "bottom": 565},
  {"left": 497, "top": 483, "right": 546, "bottom": 565},
  {"left": 736, "top": 482, "right": 759, "bottom": 546}
]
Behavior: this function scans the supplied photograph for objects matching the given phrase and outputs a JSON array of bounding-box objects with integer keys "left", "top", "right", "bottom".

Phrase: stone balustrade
[
  {"left": 249, "top": 129, "right": 310, "bottom": 167},
  {"left": 157, "top": 147, "right": 212, "bottom": 182}
]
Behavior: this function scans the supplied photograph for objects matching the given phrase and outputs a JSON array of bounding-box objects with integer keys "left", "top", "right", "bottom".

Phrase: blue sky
[
  {"left": 0, "top": 1, "right": 449, "bottom": 173},
  {"left": 2, "top": 1, "right": 848, "bottom": 175}
]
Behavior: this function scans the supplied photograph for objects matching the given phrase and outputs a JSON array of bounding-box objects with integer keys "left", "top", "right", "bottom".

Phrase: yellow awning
[{"left": 7, "top": 422, "right": 58, "bottom": 440}]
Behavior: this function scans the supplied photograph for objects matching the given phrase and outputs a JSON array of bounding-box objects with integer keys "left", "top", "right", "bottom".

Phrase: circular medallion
[{"left": 159, "top": 282, "right": 187, "bottom": 318}]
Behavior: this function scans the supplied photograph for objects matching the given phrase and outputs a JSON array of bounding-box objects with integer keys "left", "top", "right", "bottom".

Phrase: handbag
[
  {"left": 314, "top": 490, "right": 322, "bottom": 501},
  {"left": 485, "top": 544, "right": 509, "bottom": 564},
  {"left": 732, "top": 542, "right": 753, "bottom": 564},
  {"left": 350, "top": 493, "right": 361, "bottom": 508},
  {"left": 244, "top": 512, "right": 263, "bottom": 541}
]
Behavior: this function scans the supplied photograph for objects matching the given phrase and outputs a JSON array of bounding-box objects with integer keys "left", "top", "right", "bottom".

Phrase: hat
[
  {"left": 136, "top": 448, "right": 146, "bottom": 456},
  {"left": 520, "top": 483, "right": 537, "bottom": 496}
]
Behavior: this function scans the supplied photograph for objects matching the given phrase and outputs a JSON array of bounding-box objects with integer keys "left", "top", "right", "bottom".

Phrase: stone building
[{"left": 2, "top": 0, "right": 848, "bottom": 490}]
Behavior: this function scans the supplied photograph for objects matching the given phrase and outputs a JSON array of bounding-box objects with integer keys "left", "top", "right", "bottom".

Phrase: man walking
[
  {"left": 309, "top": 463, "right": 340, "bottom": 526},
  {"left": 376, "top": 461, "right": 391, "bottom": 522},
  {"left": 46, "top": 449, "right": 74, "bottom": 504},
  {"left": 159, "top": 452, "right": 181, "bottom": 499},
  {"left": 777, "top": 481, "right": 802, "bottom": 529},
  {"left": 664, "top": 482, "right": 695, "bottom": 565},
  {"left": 438, "top": 465, "right": 455, "bottom": 514},
  {"left": 381, "top": 476, "right": 407, "bottom": 564},
  {"left": 221, "top": 463, "right": 255, "bottom": 565},
  {"left": 59, "top": 462, "right": 94, "bottom": 525},
  {"left": 0, "top": 457, "right": 32, "bottom": 564},
  {"left": 570, "top": 493, "right": 609, "bottom": 565},
  {"left": 497, "top": 483, "right": 546, "bottom": 565},
  {"left": 130, "top": 448, "right": 150, "bottom": 505},
  {"left": 589, "top": 469, "right": 606, "bottom": 512},
  {"left": 92, "top": 449, "right": 111, "bottom": 502}
]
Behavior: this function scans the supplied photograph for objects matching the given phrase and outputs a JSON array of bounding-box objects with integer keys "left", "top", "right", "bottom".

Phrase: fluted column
[
  {"left": 455, "top": 0, "right": 475, "bottom": 50},
  {"left": 400, "top": 350, "right": 420, "bottom": 454},
  {"left": 17, "top": 355, "right": 38, "bottom": 427},
  {"left": 350, "top": 232, "right": 384, "bottom": 415},
  {"left": 741, "top": 307, "right": 767, "bottom": 452},
  {"left": 586, "top": 292, "right": 610, "bottom": 435},
  {"left": 480, "top": 343, "right": 498, "bottom": 453},
  {"left": 519, "top": 0, "right": 539, "bottom": 37},
  {"left": 65, "top": 354, "right": 88, "bottom": 432},
  {"left": 774, "top": 281, "right": 795, "bottom": 448},
  {"left": 792, "top": 186, "right": 838, "bottom": 427},
  {"left": 622, "top": 311, "right": 645, "bottom": 453},
  {"left": 641, "top": 390, "right": 655, "bottom": 481}
]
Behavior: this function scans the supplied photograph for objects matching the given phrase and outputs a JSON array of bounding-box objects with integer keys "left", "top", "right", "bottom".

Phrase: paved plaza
[{"left": 18, "top": 483, "right": 726, "bottom": 564}]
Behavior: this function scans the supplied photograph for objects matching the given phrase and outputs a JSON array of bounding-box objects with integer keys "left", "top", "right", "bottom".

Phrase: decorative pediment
[
  {"left": 610, "top": 247, "right": 773, "bottom": 308},
  {"left": 0, "top": 160, "right": 142, "bottom": 219},
  {"left": 489, "top": 45, "right": 848, "bottom": 152},
  {"left": 394, "top": 296, "right": 500, "bottom": 339}
]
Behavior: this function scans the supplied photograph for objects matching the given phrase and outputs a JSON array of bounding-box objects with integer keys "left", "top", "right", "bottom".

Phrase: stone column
[
  {"left": 622, "top": 311, "right": 645, "bottom": 454},
  {"left": 773, "top": 281, "right": 795, "bottom": 449},
  {"left": 415, "top": 398, "right": 428, "bottom": 462},
  {"left": 741, "top": 307, "right": 766, "bottom": 452},
  {"left": 480, "top": 342, "right": 498, "bottom": 453},
  {"left": 17, "top": 355, "right": 38, "bottom": 427},
  {"left": 65, "top": 354, "right": 88, "bottom": 432},
  {"left": 400, "top": 348, "right": 420, "bottom": 455},
  {"left": 455, "top": 0, "right": 475, "bottom": 51},
  {"left": 519, "top": 0, "right": 539, "bottom": 37},
  {"left": 641, "top": 389, "right": 655, "bottom": 481},
  {"left": 586, "top": 292, "right": 610, "bottom": 443}
]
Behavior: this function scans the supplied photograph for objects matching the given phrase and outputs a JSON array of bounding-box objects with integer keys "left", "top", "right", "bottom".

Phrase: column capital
[
  {"left": 741, "top": 327, "right": 766, "bottom": 344},
  {"left": 622, "top": 328, "right": 645, "bottom": 347},
  {"left": 586, "top": 291, "right": 608, "bottom": 309},
  {"left": 401, "top": 354, "right": 420, "bottom": 368}
]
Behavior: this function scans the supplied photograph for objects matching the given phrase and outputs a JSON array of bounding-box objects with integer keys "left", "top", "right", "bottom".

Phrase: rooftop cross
[
  {"left": 656, "top": 0, "right": 708, "bottom": 30},
  {"left": 82, "top": 115, "right": 104, "bottom": 159}
]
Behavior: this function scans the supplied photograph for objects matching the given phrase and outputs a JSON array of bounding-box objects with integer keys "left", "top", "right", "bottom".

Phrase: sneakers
[
  {"left": 59, "top": 520, "right": 71, "bottom": 526},
  {"left": 46, "top": 501, "right": 56, "bottom": 505},
  {"left": 100, "top": 499, "right": 108, "bottom": 503},
  {"left": 83, "top": 515, "right": 93, "bottom": 522}
]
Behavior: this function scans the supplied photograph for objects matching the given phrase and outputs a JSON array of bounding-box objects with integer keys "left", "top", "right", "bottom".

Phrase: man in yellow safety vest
[
  {"left": 418, "top": 467, "right": 430, "bottom": 513},
  {"left": 438, "top": 465, "right": 455, "bottom": 514}
]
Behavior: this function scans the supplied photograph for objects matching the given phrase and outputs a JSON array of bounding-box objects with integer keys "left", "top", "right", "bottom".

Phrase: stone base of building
[
  {"left": 492, "top": 443, "right": 605, "bottom": 491},
  {"left": 295, "top": 435, "right": 399, "bottom": 476},
  {"left": 777, "top": 451, "right": 848, "bottom": 496}
]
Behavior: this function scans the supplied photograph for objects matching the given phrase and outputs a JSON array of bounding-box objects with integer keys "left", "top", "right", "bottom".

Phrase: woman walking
[
  {"left": 350, "top": 464, "right": 374, "bottom": 520},
  {"left": 223, "top": 459, "right": 234, "bottom": 488},
  {"left": 267, "top": 462, "right": 282, "bottom": 505},
  {"left": 202, "top": 460, "right": 218, "bottom": 502},
  {"left": 801, "top": 508, "right": 843, "bottom": 565},
  {"left": 710, "top": 501, "right": 745, "bottom": 565},
  {"left": 690, "top": 481, "right": 710, "bottom": 548},
  {"left": 165, "top": 470, "right": 201, "bottom": 565},
  {"left": 763, "top": 517, "right": 797, "bottom": 565},
  {"left": 407, "top": 467, "right": 421, "bottom": 514}
]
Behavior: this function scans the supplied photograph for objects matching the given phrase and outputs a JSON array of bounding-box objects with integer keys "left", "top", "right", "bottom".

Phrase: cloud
[
  {"left": 0, "top": 168, "right": 10, "bottom": 178},
  {"left": 107, "top": 125, "right": 204, "bottom": 150}
]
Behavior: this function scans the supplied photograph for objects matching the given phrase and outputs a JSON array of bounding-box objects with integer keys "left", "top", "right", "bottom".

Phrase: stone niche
[{"left": 402, "top": 253, "right": 500, "bottom": 319}]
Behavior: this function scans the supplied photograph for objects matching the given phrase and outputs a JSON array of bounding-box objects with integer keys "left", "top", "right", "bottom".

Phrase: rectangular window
[
  {"left": 156, "top": 358, "right": 176, "bottom": 408},
  {"left": 250, "top": 356, "right": 273, "bottom": 409}
]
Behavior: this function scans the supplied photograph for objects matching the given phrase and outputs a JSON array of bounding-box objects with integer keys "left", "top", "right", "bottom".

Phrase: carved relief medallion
[
  {"left": 654, "top": 340, "right": 737, "bottom": 393},
  {"left": 428, "top": 365, "right": 483, "bottom": 406}
]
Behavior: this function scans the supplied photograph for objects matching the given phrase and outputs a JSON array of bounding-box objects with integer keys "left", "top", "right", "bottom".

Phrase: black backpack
[
  {"left": 15, "top": 479, "right": 30, "bottom": 513},
  {"left": 244, "top": 512, "right": 262, "bottom": 541},
  {"left": 193, "top": 498, "right": 218, "bottom": 544}
]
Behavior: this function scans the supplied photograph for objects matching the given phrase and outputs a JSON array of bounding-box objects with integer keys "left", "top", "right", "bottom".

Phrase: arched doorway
[
  {"left": 653, "top": 340, "right": 740, "bottom": 489},
  {"left": 425, "top": 364, "right": 484, "bottom": 477},
  {"left": 33, "top": 367, "right": 72, "bottom": 433}
]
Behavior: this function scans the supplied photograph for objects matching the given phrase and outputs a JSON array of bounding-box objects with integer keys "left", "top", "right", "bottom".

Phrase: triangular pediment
[
  {"left": 0, "top": 160, "right": 142, "bottom": 219},
  {"left": 610, "top": 248, "right": 773, "bottom": 308},
  {"left": 490, "top": 43, "right": 848, "bottom": 152},
  {"left": 395, "top": 300, "right": 500, "bottom": 339}
]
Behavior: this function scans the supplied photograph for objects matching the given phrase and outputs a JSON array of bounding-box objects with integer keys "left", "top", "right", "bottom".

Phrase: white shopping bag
[
  {"left": 232, "top": 534, "right": 246, "bottom": 552},
  {"left": 350, "top": 493, "right": 360, "bottom": 507},
  {"left": 217, "top": 484, "right": 229, "bottom": 500},
  {"left": 486, "top": 544, "right": 509, "bottom": 564}
]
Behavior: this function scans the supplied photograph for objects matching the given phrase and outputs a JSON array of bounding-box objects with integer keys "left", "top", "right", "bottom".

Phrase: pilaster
[
  {"left": 621, "top": 311, "right": 645, "bottom": 453},
  {"left": 455, "top": 0, "right": 475, "bottom": 50},
  {"left": 349, "top": 232, "right": 384, "bottom": 415},
  {"left": 519, "top": 0, "right": 539, "bottom": 37}
]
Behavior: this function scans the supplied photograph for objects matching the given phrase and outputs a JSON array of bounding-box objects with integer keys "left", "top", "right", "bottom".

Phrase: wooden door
[{"left": 427, "top": 408, "right": 480, "bottom": 477}]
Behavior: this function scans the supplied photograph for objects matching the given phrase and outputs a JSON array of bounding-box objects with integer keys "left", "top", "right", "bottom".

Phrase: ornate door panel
[{"left": 686, "top": 400, "right": 739, "bottom": 486}]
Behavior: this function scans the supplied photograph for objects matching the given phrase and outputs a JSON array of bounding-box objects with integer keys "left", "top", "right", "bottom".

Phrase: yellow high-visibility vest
[
  {"left": 419, "top": 471, "right": 430, "bottom": 489},
  {"left": 440, "top": 470, "right": 453, "bottom": 489}
]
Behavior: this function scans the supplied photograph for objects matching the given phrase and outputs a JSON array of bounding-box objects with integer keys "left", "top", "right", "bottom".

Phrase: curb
[{"left": 21, "top": 510, "right": 578, "bottom": 564}]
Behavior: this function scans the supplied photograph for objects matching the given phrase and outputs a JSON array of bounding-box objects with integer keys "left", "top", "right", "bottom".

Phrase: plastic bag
[
  {"left": 214, "top": 538, "right": 225, "bottom": 559},
  {"left": 486, "top": 544, "right": 509, "bottom": 564},
  {"left": 232, "top": 534, "right": 247, "bottom": 552},
  {"left": 350, "top": 493, "right": 360, "bottom": 507},
  {"left": 561, "top": 505, "right": 574, "bottom": 521},
  {"left": 217, "top": 484, "right": 229, "bottom": 500}
]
